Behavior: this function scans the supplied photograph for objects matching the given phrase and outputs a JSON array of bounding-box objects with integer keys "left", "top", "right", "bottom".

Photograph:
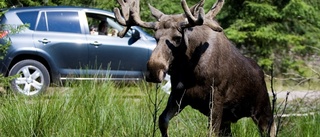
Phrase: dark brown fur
[
  {"left": 114, "top": 0, "right": 276, "bottom": 136},
  {"left": 151, "top": 24, "right": 275, "bottom": 137}
]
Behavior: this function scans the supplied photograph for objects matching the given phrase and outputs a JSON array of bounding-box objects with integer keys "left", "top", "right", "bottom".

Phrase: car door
[
  {"left": 33, "top": 10, "right": 88, "bottom": 77},
  {"left": 85, "top": 15, "right": 150, "bottom": 78}
]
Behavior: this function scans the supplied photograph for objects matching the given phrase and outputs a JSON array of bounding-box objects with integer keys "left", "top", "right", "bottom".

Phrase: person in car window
[
  {"left": 98, "top": 21, "right": 108, "bottom": 35},
  {"left": 90, "top": 25, "right": 98, "bottom": 35},
  {"left": 108, "top": 29, "right": 119, "bottom": 37}
]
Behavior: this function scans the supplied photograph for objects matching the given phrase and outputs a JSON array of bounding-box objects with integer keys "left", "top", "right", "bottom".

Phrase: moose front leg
[
  {"left": 209, "top": 103, "right": 224, "bottom": 136},
  {"left": 159, "top": 92, "right": 186, "bottom": 137},
  {"left": 208, "top": 88, "right": 226, "bottom": 137},
  {"left": 158, "top": 107, "right": 178, "bottom": 137}
]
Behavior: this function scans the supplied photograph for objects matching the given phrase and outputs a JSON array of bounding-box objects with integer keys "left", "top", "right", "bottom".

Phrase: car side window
[
  {"left": 85, "top": 12, "right": 130, "bottom": 37},
  {"left": 16, "top": 11, "right": 39, "bottom": 30},
  {"left": 36, "top": 11, "right": 81, "bottom": 34},
  {"left": 36, "top": 12, "right": 47, "bottom": 31}
]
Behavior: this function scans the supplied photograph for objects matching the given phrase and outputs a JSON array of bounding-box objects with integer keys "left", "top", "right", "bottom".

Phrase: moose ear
[{"left": 148, "top": 4, "right": 165, "bottom": 21}]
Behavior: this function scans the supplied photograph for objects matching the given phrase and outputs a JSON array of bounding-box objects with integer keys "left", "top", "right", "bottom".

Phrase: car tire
[{"left": 8, "top": 59, "right": 50, "bottom": 96}]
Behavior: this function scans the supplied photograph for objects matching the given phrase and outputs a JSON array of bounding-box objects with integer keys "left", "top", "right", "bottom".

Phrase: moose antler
[
  {"left": 114, "top": 0, "right": 224, "bottom": 35},
  {"left": 187, "top": 0, "right": 224, "bottom": 31},
  {"left": 191, "top": 0, "right": 205, "bottom": 10},
  {"left": 180, "top": 0, "right": 205, "bottom": 28},
  {"left": 181, "top": 0, "right": 224, "bottom": 31},
  {"left": 204, "top": 0, "right": 224, "bottom": 31},
  {"left": 114, "top": 0, "right": 157, "bottom": 37},
  {"left": 131, "top": 1, "right": 158, "bottom": 29},
  {"left": 206, "top": 0, "right": 225, "bottom": 20},
  {"left": 114, "top": 0, "right": 133, "bottom": 37}
]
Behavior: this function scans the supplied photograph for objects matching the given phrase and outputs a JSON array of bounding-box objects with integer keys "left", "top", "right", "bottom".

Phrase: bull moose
[{"left": 114, "top": 0, "right": 276, "bottom": 136}]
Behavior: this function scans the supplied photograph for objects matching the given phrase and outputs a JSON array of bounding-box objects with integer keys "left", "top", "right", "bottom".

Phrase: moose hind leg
[
  {"left": 251, "top": 112, "right": 275, "bottom": 137},
  {"left": 219, "top": 121, "right": 232, "bottom": 137}
]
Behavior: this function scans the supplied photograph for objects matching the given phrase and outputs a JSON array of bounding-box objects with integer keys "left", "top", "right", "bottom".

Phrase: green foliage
[
  {"left": 0, "top": 81, "right": 320, "bottom": 136},
  {"left": 0, "top": 81, "right": 206, "bottom": 136},
  {"left": 244, "top": 1, "right": 281, "bottom": 21},
  {"left": 0, "top": 10, "right": 29, "bottom": 88},
  {"left": 218, "top": 0, "right": 320, "bottom": 76},
  {"left": 1, "top": 0, "right": 320, "bottom": 78},
  {"left": 0, "top": 0, "right": 7, "bottom": 7}
]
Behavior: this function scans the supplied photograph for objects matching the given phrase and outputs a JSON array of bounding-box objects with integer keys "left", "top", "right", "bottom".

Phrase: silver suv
[{"left": 0, "top": 6, "right": 158, "bottom": 95}]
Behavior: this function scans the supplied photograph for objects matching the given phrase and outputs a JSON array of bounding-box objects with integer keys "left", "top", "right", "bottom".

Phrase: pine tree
[{"left": 215, "top": 0, "right": 320, "bottom": 76}]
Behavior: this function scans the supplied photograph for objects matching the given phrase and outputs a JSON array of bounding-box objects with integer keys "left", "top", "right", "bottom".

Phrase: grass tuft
[{"left": 0, "top": 80, "right": 319, "bottom": 136}]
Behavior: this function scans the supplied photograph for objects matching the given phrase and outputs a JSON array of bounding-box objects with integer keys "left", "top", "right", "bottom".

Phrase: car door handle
[
  {"left": 38, "top": 39, "right": 51, "bottom": 44},
  {"left": 90, "top": 41, "right": 102, "bottom": 46}
]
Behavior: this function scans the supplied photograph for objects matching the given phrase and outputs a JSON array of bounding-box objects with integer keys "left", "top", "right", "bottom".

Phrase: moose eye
[
  {"left": 155, "top": 38, "right": 159, "bottom": 43},
  {"left": 172, "top": 36, "right": 182, "bottom": 45}
]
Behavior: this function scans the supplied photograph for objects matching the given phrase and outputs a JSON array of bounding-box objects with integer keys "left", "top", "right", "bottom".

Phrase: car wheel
[{"left": 8, "top": 59, "right": 50, "bottom": 96}]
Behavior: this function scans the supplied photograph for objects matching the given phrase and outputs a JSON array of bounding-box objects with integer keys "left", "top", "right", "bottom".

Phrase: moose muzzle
[{"left": 145, "top": 69, "right": 166, "bottom": 83}]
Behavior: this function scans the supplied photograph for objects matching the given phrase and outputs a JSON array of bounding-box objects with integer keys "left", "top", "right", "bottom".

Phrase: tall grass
[{"left": 0, "top": 80, "right": 319, "bottom": 136}]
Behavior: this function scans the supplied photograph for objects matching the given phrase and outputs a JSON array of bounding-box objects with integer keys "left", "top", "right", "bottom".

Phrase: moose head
[{"left": 114, "top": 0, "right": 224, "bottom": 83}]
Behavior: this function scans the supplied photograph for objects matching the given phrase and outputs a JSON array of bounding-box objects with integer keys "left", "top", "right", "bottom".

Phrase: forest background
[
  {"left": 1, "top": 0, "right": 320, "bottom": 80},
  {"left": 0, "top": 1, "right": 319, "bottom": 136}
]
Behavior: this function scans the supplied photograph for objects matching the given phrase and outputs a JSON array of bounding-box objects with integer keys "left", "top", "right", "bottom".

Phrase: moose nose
[{"left": 145, "top": 69, "right": 166, "bottom": 83}]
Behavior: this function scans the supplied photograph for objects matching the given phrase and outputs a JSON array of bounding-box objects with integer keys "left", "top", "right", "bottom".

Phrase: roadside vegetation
[{"left": 0, "top": 78, "right": 319, "bottom": 136}]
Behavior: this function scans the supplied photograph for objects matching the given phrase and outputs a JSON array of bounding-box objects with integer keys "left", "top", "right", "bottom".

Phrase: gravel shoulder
[{"left": 270, "top": 90, "right": 320, "bottom": 101}]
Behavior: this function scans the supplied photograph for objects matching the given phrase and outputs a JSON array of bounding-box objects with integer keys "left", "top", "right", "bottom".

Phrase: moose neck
[{"left": 169, "top": 25, "right": 231, "bottom": 89}]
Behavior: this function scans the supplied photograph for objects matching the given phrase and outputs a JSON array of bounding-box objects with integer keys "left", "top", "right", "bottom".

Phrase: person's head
[
  {"left": 90, "top": 26, "right": 96, "bottom": 31},
  {"left": 111, "top": 29, "right": 118, "bottom": 36},
  {"left": 90, "top": 25, "right": 96, "bottom": 32},
  {"left": 98, "top": 21, "right": 108, "bottom": 34},
  {"left": 90, "top": 25, "right": 98, "bottom": 35}
]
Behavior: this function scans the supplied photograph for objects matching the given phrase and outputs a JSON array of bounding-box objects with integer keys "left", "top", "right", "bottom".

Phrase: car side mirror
[
  {"left": 128, "top": 28, "right": 141, "bottom": 45},
  {"left": 131, "top": 29, "right": 140, "bottom": 40}
]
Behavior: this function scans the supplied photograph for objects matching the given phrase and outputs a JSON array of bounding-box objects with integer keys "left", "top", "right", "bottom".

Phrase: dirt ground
[{"left": 271, "top": 90, "right": 320, "bottom": 101}]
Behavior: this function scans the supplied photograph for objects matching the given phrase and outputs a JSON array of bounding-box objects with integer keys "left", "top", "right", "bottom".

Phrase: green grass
[
  {"left": 277, "top": 114, "right": 320, "bottom": 137},
  {"left": 0, "top": 80, "right": 319, "bottom": 137}
]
